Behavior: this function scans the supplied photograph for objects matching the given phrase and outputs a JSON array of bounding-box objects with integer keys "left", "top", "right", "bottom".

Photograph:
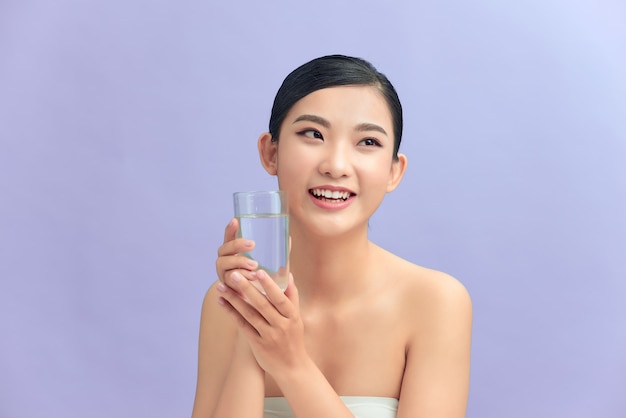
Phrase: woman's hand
[
  {"left": 216, "top": 218, "right": 259, "bottom": 286},
  {"left": 216, "top": 269, "right": 306, "bottom": 378}
]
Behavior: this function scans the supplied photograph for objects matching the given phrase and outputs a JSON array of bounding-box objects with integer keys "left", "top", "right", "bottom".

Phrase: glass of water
[{"left": 233, "top": 190, "right": 289, "bottom": 292}]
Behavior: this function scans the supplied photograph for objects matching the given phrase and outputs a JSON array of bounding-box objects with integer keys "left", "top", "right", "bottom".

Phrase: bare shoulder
[
  {"left": 373, "top": 247, "right": 472, "bottom": 416},
  {"left": 198, "top": 281, "right": 238, "bottom": 356},
  {"left": 374, "top": 246, "right": 472, "bottom": 327},
  {"left": 191, "top": 282, "right": 238, "bottom": 417}
]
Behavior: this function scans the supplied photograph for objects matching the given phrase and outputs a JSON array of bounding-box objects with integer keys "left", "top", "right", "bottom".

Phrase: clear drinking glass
[{"left": 233, "top": 190, "right": 289, "bottom": 292}]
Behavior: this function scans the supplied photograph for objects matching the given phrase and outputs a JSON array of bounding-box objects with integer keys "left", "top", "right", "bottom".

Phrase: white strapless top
[{"left": 264, "top": 396, "right": 398, "bottom": 417}]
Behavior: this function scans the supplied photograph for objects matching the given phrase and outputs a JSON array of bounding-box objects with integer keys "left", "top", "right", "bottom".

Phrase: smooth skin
[{"left": 192, "top": 86, "right": 472, "bottom": 418}]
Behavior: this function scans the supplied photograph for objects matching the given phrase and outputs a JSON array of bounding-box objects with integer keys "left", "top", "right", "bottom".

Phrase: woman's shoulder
[
  {"left": 199, "top": 281, "right": 238, "bottom": 341},
  {"left": 373, "top": 245, "right": 472, "bottom": 317}
]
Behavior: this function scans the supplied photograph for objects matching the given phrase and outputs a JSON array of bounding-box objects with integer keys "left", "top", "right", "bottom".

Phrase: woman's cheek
[{"left": 279, "top": 145, "right": 313, "bottom": 177}]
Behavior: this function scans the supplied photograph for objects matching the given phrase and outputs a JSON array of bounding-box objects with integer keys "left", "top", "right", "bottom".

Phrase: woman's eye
[
  {"left": 299, "top": 130, "right": 323, "bottom": 140},
  {"left": 359, "top": 138, "right": 381, "bottom": 147}
]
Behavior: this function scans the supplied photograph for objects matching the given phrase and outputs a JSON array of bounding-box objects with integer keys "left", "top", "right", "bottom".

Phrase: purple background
[{"left": 1, "top": 1, "right": 625, "bottom": 417}]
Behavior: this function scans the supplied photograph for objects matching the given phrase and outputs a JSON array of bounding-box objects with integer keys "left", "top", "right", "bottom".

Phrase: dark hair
[{"left": 269, "top": 55, "right": 403, "bottom": 160}]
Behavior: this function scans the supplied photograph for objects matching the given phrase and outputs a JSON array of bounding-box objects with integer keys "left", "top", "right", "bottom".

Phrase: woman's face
[{"left": 261, "top": 85, "right": 406, "bottom": 237}]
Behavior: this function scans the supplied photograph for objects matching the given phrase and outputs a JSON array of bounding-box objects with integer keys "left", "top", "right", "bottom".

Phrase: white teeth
[{"left": 311, "top": 189, "right": 351, "bottom": 200}]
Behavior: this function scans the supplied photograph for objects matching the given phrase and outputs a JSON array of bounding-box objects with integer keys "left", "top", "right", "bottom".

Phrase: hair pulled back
[{"left": 269, "top": 55, "right": 403, "bottom": 159}]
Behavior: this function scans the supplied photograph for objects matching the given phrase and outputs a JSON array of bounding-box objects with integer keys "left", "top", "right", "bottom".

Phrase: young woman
[{"left": 191, "top": 55, "right": 472, "bottom": 418}]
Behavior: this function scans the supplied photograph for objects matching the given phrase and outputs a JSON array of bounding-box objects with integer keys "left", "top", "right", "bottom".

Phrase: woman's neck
[{"left": 288, "top": 222, "right": 374, "bottom": 307}]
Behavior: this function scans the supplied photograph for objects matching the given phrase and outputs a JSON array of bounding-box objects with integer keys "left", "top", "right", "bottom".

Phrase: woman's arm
[
  {"left": 191, "top": 284, "right": 265, "bottom": 418},
  {"left": 192, "top": 219, "right": 266, "bottom": 417},
  {"left": 210, "top": 331, "right": 265, "bottom": 417},
  {"left": 217, "top": 271, "right": 355, "bottom": 418},
  {"left": 396, "top": 272, "right": 473, "bottom": 418}
]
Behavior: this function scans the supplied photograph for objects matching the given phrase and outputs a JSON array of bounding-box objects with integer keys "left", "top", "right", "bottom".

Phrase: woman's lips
[{"left": 308, "top": 188, "right": 356, "bottom": 210}]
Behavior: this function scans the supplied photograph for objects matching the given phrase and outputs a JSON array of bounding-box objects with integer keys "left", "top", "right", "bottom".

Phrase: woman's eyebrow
[
  {"left": 292, "top": 114, "right": 330, "bottom": 128},
  {"left": 355, "top": 123, "right": 388, "bottom": 137},
  {"left": 292, "top": 115, "right": 388, "bottom": 137}
]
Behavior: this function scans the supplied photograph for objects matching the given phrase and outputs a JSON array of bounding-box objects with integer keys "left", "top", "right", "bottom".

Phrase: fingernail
[
  {"left": 246, "top": 259, "right": 258, "bottom": 268},
  {"left": 231, "top": 271, "right": 242, "bottom": 282},
  {"left": 216, "top": 282, "right": 227, "bottom": 293},
  {"left": 244, "top": 240, "right": 254, "bottom": 248}
]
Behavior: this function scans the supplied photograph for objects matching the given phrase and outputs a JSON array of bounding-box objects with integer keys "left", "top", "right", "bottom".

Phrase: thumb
[{"left": 223, "top": 217, "right": 239, "bottom": 244}]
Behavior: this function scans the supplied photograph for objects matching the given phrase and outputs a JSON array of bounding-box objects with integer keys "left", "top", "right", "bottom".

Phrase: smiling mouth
[{"left": 309, "top": 188, "right": 355, "bottom": 202}]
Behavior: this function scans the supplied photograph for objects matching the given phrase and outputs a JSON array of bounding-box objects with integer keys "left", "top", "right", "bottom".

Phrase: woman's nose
[{"left": 319, "top": 142, "right": 353, "bottom": 178}]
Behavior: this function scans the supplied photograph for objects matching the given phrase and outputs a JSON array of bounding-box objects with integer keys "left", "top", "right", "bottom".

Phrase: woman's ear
[
  {"left": 386, "top": 153, "right": 408, "bottom": 192},
  {"left": 258, "top": 132, "right": 278, "bottom": 175}
]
